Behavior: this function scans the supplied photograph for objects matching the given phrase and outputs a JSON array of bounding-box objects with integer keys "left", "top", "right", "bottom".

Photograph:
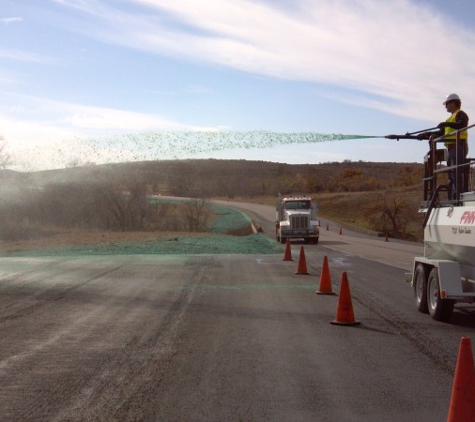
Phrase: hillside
[
  {"left": 0, "top": 158, "right": 426, "bottom": 242},
  {"left": 17, "top": 158, "right": 423, "bottom": 195}
]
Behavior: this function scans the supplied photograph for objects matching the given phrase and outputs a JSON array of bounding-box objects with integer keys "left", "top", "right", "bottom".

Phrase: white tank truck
[
  {"left": 275, "top": 194, "right": 319, "bottom": 244},
  {"left": 388, "top": 124, "right": 475, "bottom": 321}
]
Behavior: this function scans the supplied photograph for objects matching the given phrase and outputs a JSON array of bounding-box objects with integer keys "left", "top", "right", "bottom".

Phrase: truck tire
[
  {"left": 427, "top": 268, "right": 454, "bottom": 321},
  {"left": 413, "top": 264, "right": 429, "bottom": 314}
]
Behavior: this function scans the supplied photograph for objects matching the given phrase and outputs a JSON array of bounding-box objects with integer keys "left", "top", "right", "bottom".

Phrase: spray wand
[{"left": 384, "top": 126, "right": 440, "bottom": 141}]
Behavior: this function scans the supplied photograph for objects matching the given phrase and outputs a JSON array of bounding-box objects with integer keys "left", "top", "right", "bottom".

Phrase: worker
[{"left": 419, "top": 93, "right": 469, "bottom": 199}]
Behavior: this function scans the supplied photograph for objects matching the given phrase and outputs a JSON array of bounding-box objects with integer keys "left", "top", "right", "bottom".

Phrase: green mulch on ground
[
  {"left": 0, "top": 200, "right": 282, "bottom": 257},
  {"left": 208, "top": 204, "right": 253, "bottom": 234},
  {"left": 1, "top": 234, "right": 283, "bottom": 257}
]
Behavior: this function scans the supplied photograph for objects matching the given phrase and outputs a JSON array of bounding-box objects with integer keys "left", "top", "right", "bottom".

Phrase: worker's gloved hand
[{"left": 437, "top": 122, "right": 446, "bottom": 130}]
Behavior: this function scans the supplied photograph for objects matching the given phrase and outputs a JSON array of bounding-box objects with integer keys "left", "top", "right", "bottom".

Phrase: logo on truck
[{"left": 459, "top": 211, "right": 475, "bottom": 225}]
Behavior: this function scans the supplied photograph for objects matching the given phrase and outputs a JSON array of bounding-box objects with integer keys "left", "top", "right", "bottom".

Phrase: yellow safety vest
[{"left": 444, "top": 109, "right": 468, "bottom": 146}]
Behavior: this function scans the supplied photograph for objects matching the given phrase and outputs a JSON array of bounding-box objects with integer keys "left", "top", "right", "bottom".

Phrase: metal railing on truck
[{"left": 422, "top": 123, "right": 475, "bottom": 207}]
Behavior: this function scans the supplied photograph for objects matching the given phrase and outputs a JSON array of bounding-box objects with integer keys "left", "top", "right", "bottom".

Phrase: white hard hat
[{"left": 443, "top": 93, "right": 461, "bottom": 105}]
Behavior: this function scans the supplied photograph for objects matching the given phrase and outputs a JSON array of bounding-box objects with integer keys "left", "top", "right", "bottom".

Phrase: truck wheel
[
  {"left": 427, "top": 268, "right": 454, "bottom": 321},
  {"left": 413, "top": 264, "right": 428, "bottom": 314}
]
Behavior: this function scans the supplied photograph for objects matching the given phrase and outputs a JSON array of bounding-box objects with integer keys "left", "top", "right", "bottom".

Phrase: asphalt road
[{"left": 0, "top": 202, "right": 474, "bottom": 421}]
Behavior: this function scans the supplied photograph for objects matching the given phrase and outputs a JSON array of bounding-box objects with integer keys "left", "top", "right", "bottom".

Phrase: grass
[
  {"left": 209, "top": 204, "right": 253, "bottom": 234},
  {"left": 0, "top": 233, "right": 283, "bottom": 257},
  {"left": 0, "top": 201, "right": 280, "bottom": 257},
  {"left": 313, "top": 187, "right": 424, "bottom": 241},
  {"left": 0, "top": 187, "right": 426, "bottom": 257},
  {"left": 228, "top": 186, "right": 425, "bottom": 242}
]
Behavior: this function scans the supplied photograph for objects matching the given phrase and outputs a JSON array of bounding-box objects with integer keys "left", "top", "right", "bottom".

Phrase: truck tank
[
  {"left": 408, "top": 123, "right": 475, "bottom": 321},
  {"left": 424, "top": 200, "right": 475, "bottom": 267}
]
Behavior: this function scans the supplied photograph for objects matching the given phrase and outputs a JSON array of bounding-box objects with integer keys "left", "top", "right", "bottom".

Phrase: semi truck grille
[{"left": 290, "top": 215, "right": 308, "bottom": 229}]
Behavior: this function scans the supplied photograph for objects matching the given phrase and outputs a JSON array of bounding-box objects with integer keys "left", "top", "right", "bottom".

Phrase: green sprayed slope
[
  {"left": 1, "top": 202, "right": 281, "bottom": 257},
  {"left": 1, "top": 234, "right": 282, "bottom": 257}
]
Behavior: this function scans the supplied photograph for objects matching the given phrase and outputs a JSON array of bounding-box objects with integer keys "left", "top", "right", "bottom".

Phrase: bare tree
[
  {"left": 183, "top": 197, "right": 212, "bottom": 232},
  {"left": 91, "top": 181, "right": 148, "bottom": 231},
  {"left": 365, "top": 193, "right": 412, "bottom": 238},
  {"left": 0, "top": 136, "right": 12, "bottom": 169}
]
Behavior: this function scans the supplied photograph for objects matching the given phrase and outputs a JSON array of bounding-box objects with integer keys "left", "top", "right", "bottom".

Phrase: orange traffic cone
[
  {"left": 447, "top": 337, "right": 475, "bottom": 422},
  {"left": 339, "top": 227, "right": 343, "bottom": 235},
  {"left": 283, "top": 238, "right": 292, "bottom": 261},
  {"left": 331, "top": 272, "right": 360, "bottom": 325},
  {"left": 316, "top": 256, "right": 336, "bottom": 295},
  {"left": 295, "top": 246, "right": 309, "bottom": 275},
  {"left": 326, "top": 223, "right": 329, "bottom": 231}
]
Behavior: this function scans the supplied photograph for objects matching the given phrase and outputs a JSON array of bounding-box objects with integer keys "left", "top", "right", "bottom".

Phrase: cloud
[
  {"left": 0, "top": 93, "right": 356, "bottom": 169},
  {"left": 1, "top": 17, "right": 23, "bottom": 24},
  {"left": 1, "top": 94, "right": 199, "bottom": 138},
  {"left": 143, "top": 85, "right": 213, "bottom": 97},
  {"left": 0, "top": 93, "right": 225, "bottom": 169},
  {"left": 58, "top": 104, "right": 186, "bottom": 132},
  {"left": 5, "top": 0, "right": 475, "bottom": 169},
  {"left": 51, "top": 0, "right": 475, "bottom": 121},
  {"left": 0, "top": 48, "right": 61, "bottom": 64}
]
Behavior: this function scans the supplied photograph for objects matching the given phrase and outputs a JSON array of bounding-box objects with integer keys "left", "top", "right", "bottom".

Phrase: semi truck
[
  {"left": 275, "top": 194, "right": 319, "bottom": 244},
  {"left": 401, "top": 124, "right": 475, "bottom": 321}
]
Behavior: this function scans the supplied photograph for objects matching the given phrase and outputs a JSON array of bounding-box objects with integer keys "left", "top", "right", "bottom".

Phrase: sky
[{"left": 2, "top": 0, "right": 475, "bottom": 171}]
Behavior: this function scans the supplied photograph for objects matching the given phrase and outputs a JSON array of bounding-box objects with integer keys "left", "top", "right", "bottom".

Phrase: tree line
[{"left": 0, "top": 159, "right": 424, "bottom": 242}]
